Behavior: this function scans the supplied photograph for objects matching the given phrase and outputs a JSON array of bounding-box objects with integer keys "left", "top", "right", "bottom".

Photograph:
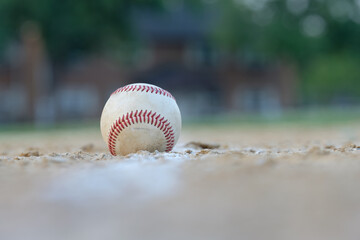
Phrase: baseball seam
[
  {"left": 111, "top": 84, "right": 175, "bottom": 100},
  {"left": 107, "top": 110, "right": 175, "bottom": 156}
]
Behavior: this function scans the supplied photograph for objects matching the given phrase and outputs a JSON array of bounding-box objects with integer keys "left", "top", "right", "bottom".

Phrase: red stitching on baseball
[
  {"left": 107, "top": 110, "right": 176, "bottom": 156},
  {"left": 111, "top": 84, "right": 175, "bottom": 100}
]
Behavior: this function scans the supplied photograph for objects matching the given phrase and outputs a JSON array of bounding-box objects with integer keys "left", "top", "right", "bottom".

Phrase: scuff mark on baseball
[{"left": 100, "top": 83, "right": 182, "bottom": 156}]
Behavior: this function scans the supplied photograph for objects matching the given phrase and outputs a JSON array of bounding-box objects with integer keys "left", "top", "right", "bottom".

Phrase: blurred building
[
  {"left": 131, "top": 7, "right": 221, "bottom": 116},
  {"left": 130, "top": 6, "right": 297, "bottom": 116},
  {"left": 0, "top": 23, "right": 127, "bottom": 124},
  {"left": 0, "top": 22, "right": 53, "bottom": 124},
  {"left": 56, "top": 56, "right": 126, "bottom": 120},
  {"left": 0, "top": 5, "right": 298, "bottom": 124},
  {"left": 221, "top": 60, "right": 297, "bottom": 114}
]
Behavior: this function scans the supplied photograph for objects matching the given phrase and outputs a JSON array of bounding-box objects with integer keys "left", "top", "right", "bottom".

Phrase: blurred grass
[
  {"left": 1, "top": 107, "right": 360, "bottom": 133},
  {"left": 186, "top": 107, "right": 360, "bottom": 128},
  {"left": 0, "top": 120, "right": 100, "bottom": 134}
]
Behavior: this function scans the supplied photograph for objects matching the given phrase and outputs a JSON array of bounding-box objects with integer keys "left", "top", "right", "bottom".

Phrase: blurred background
[{"left": 0, "top": 0, "right": 360, "bottom": 126}]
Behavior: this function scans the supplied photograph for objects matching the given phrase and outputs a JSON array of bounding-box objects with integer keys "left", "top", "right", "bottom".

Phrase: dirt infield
[{"left": 1, "top": 124, "right": 360, "bottom": 240}]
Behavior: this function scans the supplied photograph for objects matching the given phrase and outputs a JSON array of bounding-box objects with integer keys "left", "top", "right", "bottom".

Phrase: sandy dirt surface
[{"left": 1, "top": 123, "right": 360, "bottom": 240}]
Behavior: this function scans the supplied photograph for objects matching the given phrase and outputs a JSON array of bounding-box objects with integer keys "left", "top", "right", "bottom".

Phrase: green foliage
[
  {"left": 210, "top": 0, "right": 360, "bottom": 103},
  {"left": 0, "top": 0, "right": 162, "bottom": 61},
  {"left": 1, "top": 0, "right": 360, "bottom": 104},
  {"left": 212, "top": 0, "right": 328, "bottom": 62},
  {"left": 304, "top": 54, "right": 360, "bottom": 104}
]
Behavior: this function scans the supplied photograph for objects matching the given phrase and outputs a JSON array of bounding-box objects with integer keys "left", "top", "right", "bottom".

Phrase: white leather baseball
[{"left": 100, "top": 83, "right": 182, "bottom": 156}]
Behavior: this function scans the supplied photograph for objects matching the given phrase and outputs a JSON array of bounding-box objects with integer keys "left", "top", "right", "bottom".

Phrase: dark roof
[
  {"left": 132, "top": 7, "right": 215, "bottom": 42},
  {"left": 132, "top": 62, "right": 219, "bottom": 92}
]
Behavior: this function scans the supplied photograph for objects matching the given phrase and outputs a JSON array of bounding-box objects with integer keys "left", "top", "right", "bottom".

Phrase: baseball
[{"left": 100, "top": 83, "right": 182, "bottom": 156}]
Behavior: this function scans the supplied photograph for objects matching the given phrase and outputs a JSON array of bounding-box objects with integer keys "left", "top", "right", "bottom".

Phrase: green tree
[
  {"left": 304, "top": 54, "right": 360, "bottom": 104},
  {"left": 210, "top": 0, "right": 360, "bottom": 104},
  {"left": 0, "top": 0, "right": 162, "bottom": 62}
]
